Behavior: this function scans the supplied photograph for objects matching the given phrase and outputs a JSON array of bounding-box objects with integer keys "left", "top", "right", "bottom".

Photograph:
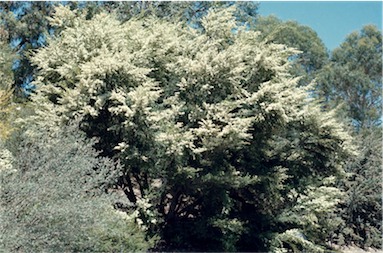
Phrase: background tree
[
  {"left": 0, "top": 2, "right": 56, "bottom": 94},
  {"left": 254, "top": 15, "right": 329, "bottom": 86},
  {"left": 98, "top": 1, "right": 259, "bottom": 27},
  {"left": 316, "top": 25, "right": 382, "bottom": 249},
  {"left": 317, "top": 25, "right": 382, "bottom": 130},
  {"left": 27, "top": 6, "right": 354, "bottom": 251}
]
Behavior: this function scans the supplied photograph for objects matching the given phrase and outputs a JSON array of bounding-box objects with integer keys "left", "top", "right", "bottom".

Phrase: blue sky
[{"left": 257, "top": 1, "right": 383, "bottom": 51}]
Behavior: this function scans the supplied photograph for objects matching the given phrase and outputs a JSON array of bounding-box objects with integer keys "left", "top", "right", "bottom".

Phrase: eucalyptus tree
[
  {"left": 254, "top": 15, "right": 328, "bottom": 86},
  {"left": 316, "top": 25, "right": 382, "bottom": 249},
  {"left": 317, "top": 25, "right": 382, "bottom": 130},
  {"left": 0, "top": 2, "right": 56, "bottom": 93}
]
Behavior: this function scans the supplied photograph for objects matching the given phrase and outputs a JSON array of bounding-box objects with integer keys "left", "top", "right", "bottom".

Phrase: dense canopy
[{"left": 1, "top": 3, "right": 381, "bottom": 252}]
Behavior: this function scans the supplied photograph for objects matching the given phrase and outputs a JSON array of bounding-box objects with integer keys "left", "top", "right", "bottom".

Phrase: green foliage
[
  {"left": 0, "top": 2, "right": 56, "bottom": 93},
  {"left": 0, "top": 1, "right": 113, "bottom": 93},
  {"left": 278, "top": 182, "right": 345, "bottom": 244},
  {"left": 314, "top": 26, "right": 382, "bottom": 250},
  {"left": 95, "top": 1, "right": 259, "bottom": 27},
  {"left": 271, "top": 229, "right": 325, "bottom": 253},
  {"left": 2, "top": 2, "right": 379, "bottom": 251},
  {"left": 212, "top": 218, "right": 246, "bottom": 251},
  {"left": 0, "top": 85, "right": 13, "bottom": 140},
  {"left": 26, "top": 6, "right": 356, "bottom": 252},
  {"left": 0, "top": 1, "right": 258, "bottom": 96},
  {"left": 254, "top": 15, "right": 329, "bottom": 86},
  {"left": 0, "top": 142, "right": 13, "bottom": 173},
  {"left": 0, "top": 120, "right": 155, "bottom": 252},
  {"left": 0, "top": 29, "right": 15, "bottom": 86},
  {"left": 338, "top": 129, "right": 382, "bottom": 248},
  {"left": 0, "top": 34, "right": 16, "bottom": 140},
  {"left": 317, "top": 25, "right": 382, "bottom": 129}
]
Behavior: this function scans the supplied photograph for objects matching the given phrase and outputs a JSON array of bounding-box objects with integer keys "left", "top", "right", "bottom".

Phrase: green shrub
[{"left": 0, "top": 121, "right": 156, "bottom": 252}]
